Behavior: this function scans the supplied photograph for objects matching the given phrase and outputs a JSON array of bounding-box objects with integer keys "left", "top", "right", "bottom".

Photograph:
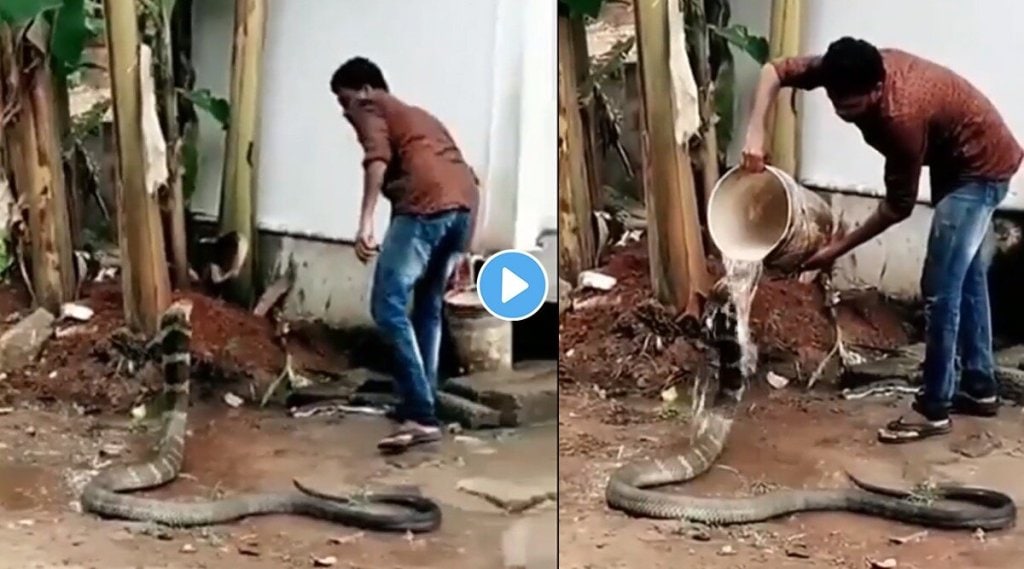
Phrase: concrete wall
[{"left": 190, "top": 0, "right": 557, "bottom": 326}]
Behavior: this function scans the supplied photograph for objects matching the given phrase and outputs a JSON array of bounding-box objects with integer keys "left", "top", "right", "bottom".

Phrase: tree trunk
[
  {"left": 568, "top": 16, "right": 603, "bottom": 213},
  {"left": 158, "top": 3, "right": 189, "bottom": 290},
  {"left": 1, "top": 24, "right": 76, "bottom": 313},
  {"left": 219, "top": 0, "right": 267, "bottom": 306},
  {"left": 104, "top": 0, "right": 171, "bottom": 334},
  {"left": 557, "top": 14, "right": 596, "bottom": 284},
  {"left": 633, "top": 0, "right": 709, "bottom": 315}
]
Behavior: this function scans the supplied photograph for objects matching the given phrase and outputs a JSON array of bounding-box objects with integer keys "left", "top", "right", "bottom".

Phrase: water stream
[{"left": 721, "top": 257, "right": 764, "bottom": 377}]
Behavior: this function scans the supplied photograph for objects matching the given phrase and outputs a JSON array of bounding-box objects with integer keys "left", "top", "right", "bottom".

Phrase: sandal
[
  {"left": 877, "top": 416, "right": 951, "bottom": 444},
  {"left": 377, "top": 423, "right": 442, "bottom": 454}
]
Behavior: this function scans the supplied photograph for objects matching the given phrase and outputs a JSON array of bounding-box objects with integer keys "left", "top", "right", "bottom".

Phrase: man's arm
[
  {"left": 744, "top": 56, "right": 825, "bottom": 169},
  {"left": 346, "top": 100, "right": 392, "bottom": 240},
  {"left": 831, "top": 123, "right": 925, "bottom": 257}
]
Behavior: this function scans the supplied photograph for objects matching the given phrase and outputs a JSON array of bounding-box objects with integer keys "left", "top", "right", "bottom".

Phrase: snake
[
  {"left": 605, "top": 296, "right": 1017, "bottom": 530},
  {"left": 80, "top": 300, "right": 442, "bottom": 532}
]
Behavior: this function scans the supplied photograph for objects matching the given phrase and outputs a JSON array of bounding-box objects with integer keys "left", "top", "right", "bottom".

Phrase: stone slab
[{"left": 456, "top": 476, "right": 557, "bottom": 513}]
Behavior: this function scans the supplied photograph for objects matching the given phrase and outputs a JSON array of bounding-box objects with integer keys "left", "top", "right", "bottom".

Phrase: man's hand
[
  {"left": 354, "top": 225, "right": 378, "bottom": 264},
  {"left": 447, "top": 254, "right": 474, "bottom": 292},
  {"left": 800, "top": 237, "right": 846, "bottom": 272},
  {"left": 740, "top": 127, "right": 769, "bottom": 172}
]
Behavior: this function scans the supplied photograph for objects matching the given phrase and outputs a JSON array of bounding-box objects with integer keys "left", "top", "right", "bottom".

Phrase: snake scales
[
  {"left": 605, "top": 297, "right": 1017, "bottom": 530},
  {"left": 80, "top": 300, "right": 442, "bottom": 532}
]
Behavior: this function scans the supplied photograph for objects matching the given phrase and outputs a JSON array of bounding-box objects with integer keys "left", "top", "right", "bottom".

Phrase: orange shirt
[
  {"left": 774, "top": 49, "right": 1022, "bottom": 215},
  {"left": 345, "top": 91, "right": 478, "bottom": 216}
]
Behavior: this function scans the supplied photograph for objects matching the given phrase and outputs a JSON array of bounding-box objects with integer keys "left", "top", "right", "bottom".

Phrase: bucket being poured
[{"left": 707, "top": 165, "right": 837, "bottom": 273}]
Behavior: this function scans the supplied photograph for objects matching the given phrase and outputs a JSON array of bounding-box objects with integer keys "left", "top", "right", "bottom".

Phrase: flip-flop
[
  {"left": 877, "top": 416, "right": 951, "bottom": 444},
  {"left": 377, "top": 426, "right": 442, "bottom": 454}
]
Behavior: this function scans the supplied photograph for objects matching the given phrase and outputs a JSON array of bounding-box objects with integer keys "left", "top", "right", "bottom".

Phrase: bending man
[
  {"left": 742, "top": 37, "right": 1022, "bottom": 443},
  {"left": 331, "top": 57, "right": 479, "bottom": 453}
]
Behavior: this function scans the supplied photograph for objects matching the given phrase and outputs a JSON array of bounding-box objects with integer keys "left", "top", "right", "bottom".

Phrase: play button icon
[
  {"left": 477, "top": 250, "right": 549, "bottom": 321},
  {"left": 501, "top": 268, "right": 529, "bottom": 303}
]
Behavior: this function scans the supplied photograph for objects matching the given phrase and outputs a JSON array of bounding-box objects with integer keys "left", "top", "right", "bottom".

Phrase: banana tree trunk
[
  {"left": 158, "top": 3, "right": 189, "bottom": 290},
  {"left": 219, "top": 0, "right": 267, "bottom": 306},
  {"left": 104, "top": 0, "right": 171, "bottom": 334},
  {"left": 0, "top": 23, "right": 76, "bottom": 314},
  {"left": 557, "top": 14, "right": 596, "bottom": 284},
  {"left": 633, "top": 0, "right": 709, "bottom": 315}
]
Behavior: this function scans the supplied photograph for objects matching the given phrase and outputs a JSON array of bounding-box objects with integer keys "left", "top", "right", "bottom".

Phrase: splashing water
[{"left": 722, "top": 257, "right": 764, "bottom": 377}]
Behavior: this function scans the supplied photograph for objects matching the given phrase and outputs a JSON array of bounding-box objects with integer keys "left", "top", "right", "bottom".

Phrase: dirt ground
[
  {"left": 558, "top": 243, "right": 1024, "bottom": 568},
  {"left": 0, "top": 280, "right": 555, "bottom": 568},
  {"left": 0, "top": 403, "right": 556, "bottom": 569},
  {"left": 0, "top": 281, "right": 349, "bottom": 412}
]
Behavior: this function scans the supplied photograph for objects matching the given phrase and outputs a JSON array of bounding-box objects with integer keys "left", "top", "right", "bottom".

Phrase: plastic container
[
  {"left": 706, "top": 165, "right": 837, "bottom": 273},
  {"left": 444, "top": 290, "right": 512, "bottom": 373}
]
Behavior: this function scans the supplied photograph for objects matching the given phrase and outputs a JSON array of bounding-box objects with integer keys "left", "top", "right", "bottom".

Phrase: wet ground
[
  {"left": 0, "top": 402, "right": 556, "bottom": 568},
  {"left": 559, "top": 386, "right": 1024, "bottom": 569}
]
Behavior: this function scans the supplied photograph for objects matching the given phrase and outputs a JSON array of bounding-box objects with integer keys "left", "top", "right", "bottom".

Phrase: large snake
[
  {"left": 605, "top": 297, "right": 1017, "bottom": 530},
  {"left": 80, "top": 300, "right": 442, "bottom": 532}
]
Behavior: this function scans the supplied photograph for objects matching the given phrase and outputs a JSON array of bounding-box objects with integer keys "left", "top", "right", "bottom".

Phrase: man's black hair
[
  {"left": 821, "top": 37, "right": 885, "bottom": 96},
  {"left": 329, "top": 57, "right": 389, "bottom": 93}
]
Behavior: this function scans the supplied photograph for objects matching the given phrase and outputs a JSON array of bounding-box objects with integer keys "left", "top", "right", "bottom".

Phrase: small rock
[
  {"left": 180, "top": 543, "right": 196, "bottom": 553},
  {"left": 17, "top": 519, "right": 34, "bottom": 527},
  {"left": 446, "top": 422, "right": 463, "bottom": 435},
  {"left": 766, "top": 371, "right": 789, "bottom": 389},
  {"left": 889, "top": 530, "right": 928, "bottom": 545},
  {"left": 577, "top": 270, "right": 617, "bottom": 292},
  {"left": 131, "top": 404, "right": 147, "bottom": 420},
  {"left": 24, "top": 426, "right": 35, "bottom": 437},
  {"left": 690, "top": 528, "right": 711, "bottom": 542},
  {"left": 327, "top": 532, "right": 364, "bottom": 545},
  {"left": 224, "top": 392, "right": 244, "bottom": 408},
  {"left": 0, "top": 407, "right": 12, "bottom": 415},
  {"left": 100, "top": 443, "right": 125, "bottom": 458},
  {"left": 312, "top": 555, "right": 337, "bottom": 567},
  {"left": 0, "top": 308, "right": 55, "bottom": 372},
  {"left": 237, "top": 544, "right": 260, "bottom": 556},
  {"left": 869, "top": 558, "right": 898, "bottom": 569},
  {"left": 718, "top": 545, "right": 735, "bottom": 556},
  {"left": 60, "top": 303, "right": 94, "bottom": 322},
  {"left": 661, "top": 386, "right": 678, "bottom": 403},
  {"left": 785, "top": 543, "right": 811, "bottom": 559}
]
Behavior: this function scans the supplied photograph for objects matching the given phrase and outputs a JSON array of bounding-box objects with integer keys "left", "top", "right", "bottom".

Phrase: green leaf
[
  {"left": 561, "top": 0, "right": 603, "bottom": 18},
  {"left": 181, "top": 88, "right": 231, "bottom": 129},
  {"left": 0, "top": 0, "right": 61, "bottom": 25},
  {"left": 50, "top": 0, "right": 96, "bottom": 77},
  {"left": 709, "top": 24, "right": 770, "bottom": 65}
]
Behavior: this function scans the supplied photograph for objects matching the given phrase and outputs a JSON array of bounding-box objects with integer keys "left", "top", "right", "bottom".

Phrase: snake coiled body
[
  {"left": 605, "top": 299, "right": 1017, "bottom": 530},
  {"left": 80, "top": 301, "right": 442, "bottom": 532}
]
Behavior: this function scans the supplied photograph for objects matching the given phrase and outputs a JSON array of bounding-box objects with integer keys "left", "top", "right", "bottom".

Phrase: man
[
  {"left": 331, "top": 57, "right": 479, "bottom": 453},
  {"left": 741, "top": 37, "right": 1022, "bottom": 443}
]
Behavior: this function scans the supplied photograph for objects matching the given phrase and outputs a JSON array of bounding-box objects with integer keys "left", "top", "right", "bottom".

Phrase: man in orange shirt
[
  {"left": 742, "top": 37, "right": 1022, "bottom": 443},
  {"left": 331, "top": 57, "right": 480, "bottom": 453}
]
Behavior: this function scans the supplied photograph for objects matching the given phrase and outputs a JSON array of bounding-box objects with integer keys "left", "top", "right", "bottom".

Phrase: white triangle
[{"left": 501, "top": 267, "right": 530, "bottom": 303}]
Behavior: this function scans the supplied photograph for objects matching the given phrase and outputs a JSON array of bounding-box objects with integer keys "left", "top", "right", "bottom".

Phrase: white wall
[
  {"left": 191, "top": 0, "right": 555, "bottom": 252},
  {"left": 796, "top": 0, "right": 1024, "bottom": 209}
]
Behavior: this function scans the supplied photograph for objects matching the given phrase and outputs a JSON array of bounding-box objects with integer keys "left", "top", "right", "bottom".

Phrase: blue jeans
[
  {"left": 915, "top": 180, "right": 1008, "bottom": 421},
  {"left": 370, "top": 210, "right": 471, "bottom": 426}
]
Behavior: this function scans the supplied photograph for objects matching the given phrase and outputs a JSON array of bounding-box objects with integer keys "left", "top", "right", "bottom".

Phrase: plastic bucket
[
  {"left": 444, "top": 290, "right": 512, "bottom": 374},
  {"left": 706, "top": 165, "right": 837, "bottom": 273}
]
